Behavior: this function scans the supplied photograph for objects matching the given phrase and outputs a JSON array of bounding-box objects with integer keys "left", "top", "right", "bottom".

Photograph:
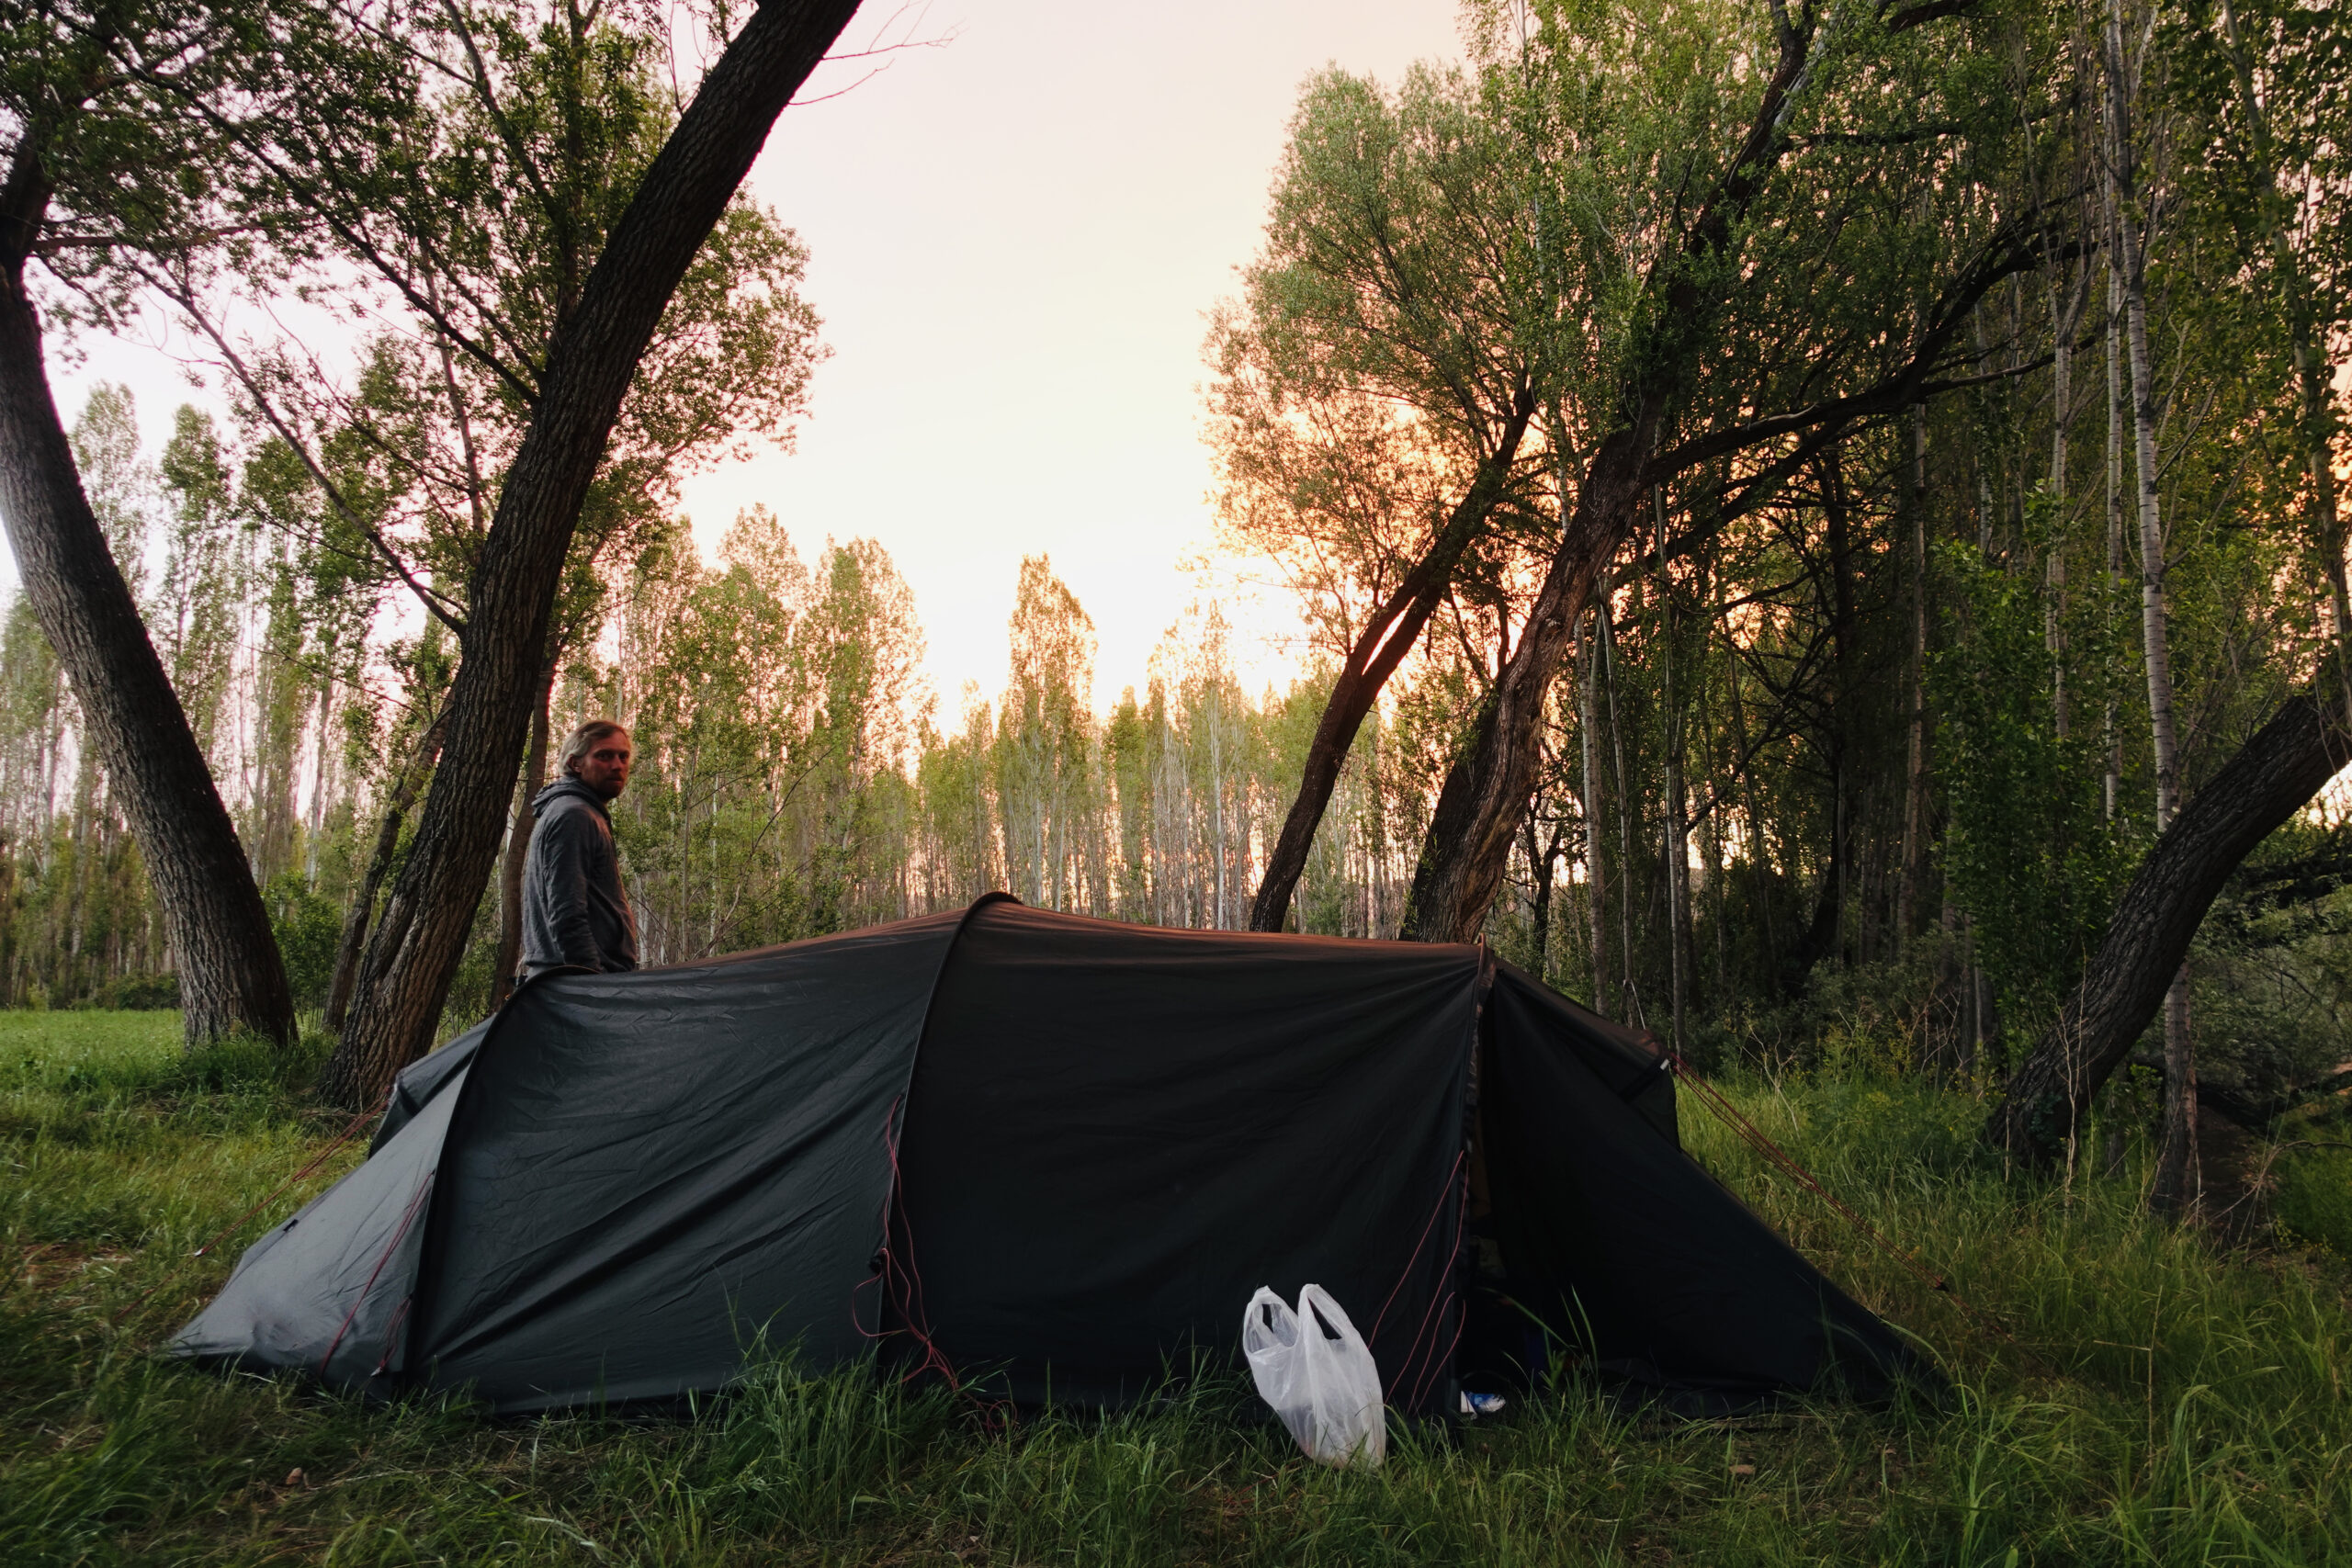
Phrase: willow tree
[
  {"left": 1213, "top": 63, "right": 1558, "bottom": 934},
  {"left": 1400, "top": 0, "right": 2067, "bottom": 944}
]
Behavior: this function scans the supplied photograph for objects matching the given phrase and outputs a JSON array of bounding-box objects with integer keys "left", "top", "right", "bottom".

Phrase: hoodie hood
[{"left": 533, "top": 774, "right": 610, "bottom": 817}]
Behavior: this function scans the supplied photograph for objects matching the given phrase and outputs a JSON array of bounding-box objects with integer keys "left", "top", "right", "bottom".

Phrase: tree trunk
[
  {"left": 304, "top": 671, "right": 334, "bottom": 882},
  {"left": 2104, "top": 233, "right": 2124, "bottom": 824},
  {"left": 1823, "top": 448, "right": 1856, "bottom": 970},
  {"left": 1601, "top": 581, "right": 1640, "bottom": 1021},
  {"left": 1701, "top": 666, "right": 1727, "bottom": 997},
  {"left": 1248, "top": 389, "right": 1534, "bottom": 931},
  {"left": 322, "top": 706, "right": 447, "bottom": 1034},
  {"left": 0, "top": 145, "right": 294, "bottom": 1050},
  {"left": 1402, "top": 423, "right": 1655, "bottom": 947},
  {"left": 1578, "top": 607, "right": 1610, "bottom": 1013},
  {"left": 316, "top": 0, "right": 863, "bottom": 1108},
  {"left": 2047, "top": 264, "right": 2076, "bottom": 740},
  {"left": 1654, "top": 492, "right": 1690, "bottom": 1051},
  {"left": 1523, "top": 812, "right": 1557, "bottom": 981},
  {"left": 490, "top": 665, "right": 554, "bottom": 1010},
  {"left": 1985, "top": 692, "right": 2349, "bottom": 1165},
  {"left": 1900, "top": 402, "right": 1928, "bottom": 945},
  {"left": 2106, "top": 0, "right": 2197, "bottom": 1212}
]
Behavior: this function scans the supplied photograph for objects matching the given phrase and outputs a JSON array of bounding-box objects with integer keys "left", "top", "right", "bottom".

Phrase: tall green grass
[{"left": 5, "top": 1013, "right": 2348, "bottom": 1565}]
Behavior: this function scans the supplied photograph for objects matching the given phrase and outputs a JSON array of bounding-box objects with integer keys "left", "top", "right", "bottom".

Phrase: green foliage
[
  {"left": 997, "top": 556, "right": 1102, "bottom": 913},
  {"left": 262, "top": 874, "right": 343, "bottom": 1013},
  {"left": 1930, "top": 540, "right": 2132, "bottom": 1032},
  {"left": 2272, "top": 1142, "right": 2352, "bottom": 1260},
  {"left": 6, "top": 1014, "right": 2352, "bottom": 1562},
  {"left": 594, "top": 510, "right": 926, "bottom": 961},
  {"left": 2187, "top": 820, "right": 2352, "bottom": 1113},
  {"left": 91, "top": 975, "right": 178, "bottom": 1012}
]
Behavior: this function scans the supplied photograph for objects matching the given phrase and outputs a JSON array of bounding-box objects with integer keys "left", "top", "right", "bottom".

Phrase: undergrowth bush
[
  {"left": 5, "top": 1011, "right": 2349, "bottom": 1565},
  {"left": 2272, "top": 1142, "right": 2352, "bottom": 1259}
]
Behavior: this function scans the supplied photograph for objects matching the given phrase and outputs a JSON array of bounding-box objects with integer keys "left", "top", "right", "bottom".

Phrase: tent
[{"left": 173, "top": 895, "right": 1933, "bottom": 1416}]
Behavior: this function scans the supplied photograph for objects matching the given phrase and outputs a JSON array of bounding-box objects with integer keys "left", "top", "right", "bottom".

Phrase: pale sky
[{"left": 13, "top": 1, "right": 1469, "bottom": 714}]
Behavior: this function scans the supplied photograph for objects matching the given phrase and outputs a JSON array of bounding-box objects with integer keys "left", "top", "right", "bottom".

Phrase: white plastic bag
[{"left": 1241, "top": 1283, "right": 1386, "bottom": 1468}]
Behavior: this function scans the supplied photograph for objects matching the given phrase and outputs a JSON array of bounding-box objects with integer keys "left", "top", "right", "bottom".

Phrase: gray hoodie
[{"left": 520, "top": 776, "right": 639, "bottom": 976}]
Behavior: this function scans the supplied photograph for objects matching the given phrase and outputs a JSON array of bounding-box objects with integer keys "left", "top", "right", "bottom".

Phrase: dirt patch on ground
[{"left": 9, "top": 1241, "right": 133, "bottom": 1298}]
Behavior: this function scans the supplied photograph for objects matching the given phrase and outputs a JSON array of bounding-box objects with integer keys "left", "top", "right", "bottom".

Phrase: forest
[
  {"left": 5, "top": 0, "right": 2348, "bottom": 1184},
  {"left": 5, "top": 0, "right": 2352, "bottom": 1558}
]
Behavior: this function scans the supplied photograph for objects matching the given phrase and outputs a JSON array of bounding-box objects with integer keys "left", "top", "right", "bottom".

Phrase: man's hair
[{"left": 559, "top": 719, "right": 629, "bottom": 777}]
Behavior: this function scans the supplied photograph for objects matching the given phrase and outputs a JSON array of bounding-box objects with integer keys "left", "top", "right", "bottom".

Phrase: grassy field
[{"left": 4, "top": 1010, "right": 2349, "bottom": 1566}]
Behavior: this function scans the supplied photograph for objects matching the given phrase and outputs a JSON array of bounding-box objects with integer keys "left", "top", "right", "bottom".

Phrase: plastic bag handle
[
  {"left": 1297, "top": 1282, "right": 1368, "bottom": 1349},
  {"left": 1241, "top": 1285, "right": 1297, "bottom": 1356}
]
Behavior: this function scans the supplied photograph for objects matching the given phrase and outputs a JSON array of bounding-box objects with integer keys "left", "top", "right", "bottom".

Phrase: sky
[{"left": 13, "top": 0, "right": 1471, "bottom": 716}]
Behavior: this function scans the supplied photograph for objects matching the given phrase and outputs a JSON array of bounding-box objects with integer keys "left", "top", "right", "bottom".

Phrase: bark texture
[
  {"left": 2105, "top": 0, "right": 2198, "bottom": 1212},
  {"left": 317, "top": 0, "right": 863, "bottom": 1108},
  {"left": 1984, "top": 693, "right": 2352, "bottom": 1165},
  {"left": 0, "top": 142, "right": 295, "bottom": 1049}
]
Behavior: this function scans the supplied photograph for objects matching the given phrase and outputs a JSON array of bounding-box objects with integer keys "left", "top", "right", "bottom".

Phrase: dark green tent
[{"left": 174, "top": 896, "right": 1931, "bottom": 1416}]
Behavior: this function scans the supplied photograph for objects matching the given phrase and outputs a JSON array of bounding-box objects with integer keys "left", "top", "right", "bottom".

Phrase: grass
[{"left": 4, "top": 1012, "right": 2350, "bottom": 1565}]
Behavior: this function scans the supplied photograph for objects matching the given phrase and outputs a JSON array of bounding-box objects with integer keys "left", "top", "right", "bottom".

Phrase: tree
[
  {"left": 996, "top": 557, "right": 1097, "bottom": 914},
  {"left": 1399, "top": 0, "right": 2064, "bottom": 944},
  {"left": 0, "top": 1, "right": 300, "bottom": 1045},
  {"left": 315, "top": 0, "right": 862, "bottom": 1108},
  {"left": 1986, "top": 691, "right": 2352, "bottom": 1166},
  {"left": 1212, "top": 64, "right": 1552, "bottom": 933},
  {"left": 599, "top": 509, "right": 924, "bottom": 959},
  {"left": 2102, "top": 0, "right": 2198, "bottom": 1211},
  {"left": 138, "top": 8, "right": 821, "bottom": 1013}
]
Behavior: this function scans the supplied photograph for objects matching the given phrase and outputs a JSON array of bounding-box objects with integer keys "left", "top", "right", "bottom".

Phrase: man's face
[{"left": 575, "top": 731, "right": 633, "bottom": 800}]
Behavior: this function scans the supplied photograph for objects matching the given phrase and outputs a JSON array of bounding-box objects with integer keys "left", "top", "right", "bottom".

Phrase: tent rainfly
[{"left": 173, "top": 896, "right": 1935, "bottom": 1416}]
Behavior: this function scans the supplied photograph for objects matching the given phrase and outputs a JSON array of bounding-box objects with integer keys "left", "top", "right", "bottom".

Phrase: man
[{"left": 519, "top": 719, "right": 640, "bottom": 981}]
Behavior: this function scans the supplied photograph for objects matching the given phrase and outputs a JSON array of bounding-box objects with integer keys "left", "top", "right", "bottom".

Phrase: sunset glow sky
[
  {"left": 687, "top": 0, "right": 1464, "bottom": 711},
  {"left": 14, "top": 0, "right": 1470, "bottom": 716}
]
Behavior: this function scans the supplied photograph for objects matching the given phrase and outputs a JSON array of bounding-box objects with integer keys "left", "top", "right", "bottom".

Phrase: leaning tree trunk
[
  {"left": 1397, "top": 7, "right": 1830, "bottom": 947},
  {"left": 316, "top": 0, "right": 865, "bottom": 1109},
  {"left": 1403, "top": 425, "right": 1656, "bottom": 943},
  {"left": 0, "top": 151, "right": 295, "bottom": 1050},
  {"left": 1985, "top": 692, "right": 2352, "bottom": 1166},
  {"left": 1247, "top": 387, "right": 1534, "bottom": 932}
]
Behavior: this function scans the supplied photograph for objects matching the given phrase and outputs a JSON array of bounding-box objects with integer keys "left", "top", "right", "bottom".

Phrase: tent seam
[
  {"left": 393, "top": 962, "right": 597, "bottom": 1393},
  {"left": 854, "top": 892, "right": 1022, "bottom": 1355}
]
